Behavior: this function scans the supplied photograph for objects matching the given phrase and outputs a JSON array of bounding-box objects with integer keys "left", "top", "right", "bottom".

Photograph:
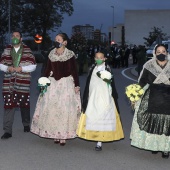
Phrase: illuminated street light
[{"left": 34, "top": 34, "right": 43, "bottom": 44}]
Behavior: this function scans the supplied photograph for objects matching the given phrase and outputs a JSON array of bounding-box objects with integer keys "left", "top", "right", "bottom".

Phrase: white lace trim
[
  {"left": 139, "top": 59, "right": 170, "bottom": 85},
  {"left": 48, "top": 48, "right": 75, "bottom": 62}
]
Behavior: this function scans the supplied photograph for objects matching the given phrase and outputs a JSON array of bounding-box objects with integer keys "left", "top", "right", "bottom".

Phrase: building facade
[
  {"left": 125, "top": 10, "right": 170, "bottom": 45},
  {"left": 72, "top": 24, "right": 94, "bottom": 40},
  {"left": 108, "top": 24, "right": 124, "bottom": 46},
  {"left": 101, "top": 33, "right": 107, "bottom": 42},
  {"left": 94, "top": 29, "right": 101, "bottom": 42}
]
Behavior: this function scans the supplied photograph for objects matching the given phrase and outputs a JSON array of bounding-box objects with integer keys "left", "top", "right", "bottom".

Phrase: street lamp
[{"left": 111, "top": 5, "right": 114, "bottom": 42}]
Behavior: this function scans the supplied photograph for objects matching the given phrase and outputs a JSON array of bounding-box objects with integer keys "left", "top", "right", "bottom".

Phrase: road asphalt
[{"left": 0, "top": 63, "right": 169, "bottom": 170}]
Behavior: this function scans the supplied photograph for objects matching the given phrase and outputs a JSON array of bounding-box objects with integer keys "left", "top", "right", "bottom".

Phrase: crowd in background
[{"left": 74, "top": 43, "right": 147, "bottom": 76}]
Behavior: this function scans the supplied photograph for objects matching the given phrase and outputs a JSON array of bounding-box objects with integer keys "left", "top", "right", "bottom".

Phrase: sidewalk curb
[{"left": 130, "top": 67, "right": 138, "bottom": 77}]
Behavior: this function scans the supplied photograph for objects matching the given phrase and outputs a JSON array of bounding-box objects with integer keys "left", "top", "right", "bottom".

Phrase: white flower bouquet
[
  {"left": 97, "top": 70, "right": 112, "bottom": 85},
  {"left": 38, "top": 77, "right": 51, "bottom": 96},
  {"left": 125, "top": 84, "right": 144, "bottom": 109}
]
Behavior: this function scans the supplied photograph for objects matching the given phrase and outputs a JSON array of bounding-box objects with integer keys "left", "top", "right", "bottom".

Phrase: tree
[
  {"left": 0, "top": 0, "right": 27, "bottom": 37},
  {"left": 143, "top": 27, "right": 167, "bottom": 47},
  {"left": 70, "top": 32, "right": 87, "bottom": 52},
  {"left": 20, "top": 0, "right": 73, "bottom": 48},
  {"left": 0, "top": 1, "right": 7, "bottom": 33},
  {"left": 0, "top": 0, "right": 9, "bottom": 48},
  {"left": 0, "top": 0, "right": 74, "bottom": 49}
]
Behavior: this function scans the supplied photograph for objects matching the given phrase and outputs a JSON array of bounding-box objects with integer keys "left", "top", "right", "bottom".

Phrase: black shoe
[
  {"left": 54, "top": 140, "right": 60, "bottom": 144},
  {"left": 24, "top": 126, "right": 30, "bottom": 132},
  {"left": 162, "top": 152, "right": 169, "bottom": 159},
  {"left": 1, "top": 133, "right": 12, "bottom": 139},
  {"left": 60, "top": 142, "right": 66, "bottom": 146},
  {"left": 152, "top": 151, "right": 158, "bottom": 154},
  {"left": 95, "top": 146, "right": 102, "bottom": 151}
]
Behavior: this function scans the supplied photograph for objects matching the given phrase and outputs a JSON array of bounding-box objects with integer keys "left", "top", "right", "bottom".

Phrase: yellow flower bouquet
[{"left": 125, "top": 84, "right": 144, "bottom": 109}]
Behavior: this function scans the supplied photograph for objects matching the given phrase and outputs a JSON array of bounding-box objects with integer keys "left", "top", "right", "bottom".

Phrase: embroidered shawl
[
  {"left": 44, "top": 48, "right": 79, "bottom": 87},
  {"left": 138, "top": 58, "right": 170, "bottom": 85}
]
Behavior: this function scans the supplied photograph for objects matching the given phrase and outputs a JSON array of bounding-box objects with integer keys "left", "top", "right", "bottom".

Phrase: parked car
[{"left": 146, "top": 40, "right": 170, "bottom": 60}]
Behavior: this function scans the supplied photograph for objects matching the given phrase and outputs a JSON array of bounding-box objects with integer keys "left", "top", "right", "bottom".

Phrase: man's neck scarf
[{"left": 10, "top": 44, "right": 23, "bottom": 67}]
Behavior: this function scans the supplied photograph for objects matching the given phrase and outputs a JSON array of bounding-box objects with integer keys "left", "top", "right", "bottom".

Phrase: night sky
[{"left": 53, "top": 0, "right": 170, "bottom": 38}]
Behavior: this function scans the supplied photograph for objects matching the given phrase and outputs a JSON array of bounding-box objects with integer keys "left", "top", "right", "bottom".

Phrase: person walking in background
[
  {"left": 77, "top": 51, "right": 124, "bottom": 151},
  {"left": 130, "top": 44, "right": 170, "bottom": 159},
  {"left": 31, "top": 33, "right": 81, "bottom": 146},
  {"left": 114, "top": 46, "right": 122, "bottom": 68},
  {"left": 0, "top": 31, "right": 36, "bottom": 139},
  {"left": 111, "top": 44, "right": 117, "bottom": 68},
  {"left": 77, "top": 46, "right": 88, "bottom": 75},
  {"left": 88, "top": 45, "right": 95, "bottom": 65},
  {"left": 121, "top": 47, "right": 125, "bottom": 68},
  {"left": 136, "top": 45, "right": 146, "bottom": 76},
  {"left": 124, "top": 45, "right": 130, "bottom": 68},
  {"left": 132, "top": 45, "right": 138, "bottom": 64},
  {"left": 103, "top": 45, "right": 112, "bottom": 65}
]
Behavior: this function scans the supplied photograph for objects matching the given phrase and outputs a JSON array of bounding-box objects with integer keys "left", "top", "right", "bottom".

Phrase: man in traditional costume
[{"left": 0, "top": 31, "right": 36, "bottom": 139}]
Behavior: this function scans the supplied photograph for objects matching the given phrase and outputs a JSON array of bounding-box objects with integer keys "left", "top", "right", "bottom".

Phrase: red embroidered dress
[{"left": 0, "top": 44, "right": 36, "bottom": 109}]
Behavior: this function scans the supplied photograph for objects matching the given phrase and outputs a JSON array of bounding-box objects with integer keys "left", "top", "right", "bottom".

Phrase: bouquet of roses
[
  {"left": 97, "top": 70, "right": 112, "bottom": 85},
  {"left": 125, "top": 84, "right": 144, "bottom": 109},
  {"left": 38, "top": 77, "right": 51, "bottom": 97}
]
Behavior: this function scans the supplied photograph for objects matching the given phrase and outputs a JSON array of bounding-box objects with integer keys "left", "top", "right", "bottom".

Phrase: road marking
[{"left": 121, "top": 67, "right": 138, "bottom": 82}]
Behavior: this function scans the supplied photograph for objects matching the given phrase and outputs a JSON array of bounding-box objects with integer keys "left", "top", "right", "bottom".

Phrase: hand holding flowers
[
  {"left": 38, "top": 77, "right": 51, "bottom": 96},
  {"left": 125, "top": 84, "right": 144, "bottom": 109},
  {"left": 96, "top": 70, "right": 112, "bottom": 85}
]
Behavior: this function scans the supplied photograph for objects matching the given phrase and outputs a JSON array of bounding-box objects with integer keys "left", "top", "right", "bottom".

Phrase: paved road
[{"left": 0, "top": 63, "right": 169, "bottom": 170}]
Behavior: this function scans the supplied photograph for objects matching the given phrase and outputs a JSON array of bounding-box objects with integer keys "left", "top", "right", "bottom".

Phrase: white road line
[{"left": 121, "top": 67, "right": 138, "bottom": 82}]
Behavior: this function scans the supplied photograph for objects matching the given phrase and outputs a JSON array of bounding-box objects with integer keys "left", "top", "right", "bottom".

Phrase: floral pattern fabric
[{"left": 31, "top": 76, "right": 81, "bottom": 139}]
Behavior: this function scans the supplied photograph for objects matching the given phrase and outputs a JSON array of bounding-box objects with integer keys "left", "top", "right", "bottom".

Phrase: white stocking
[{"left": 97, "top": 141, "right": 102, "bottom": 147}]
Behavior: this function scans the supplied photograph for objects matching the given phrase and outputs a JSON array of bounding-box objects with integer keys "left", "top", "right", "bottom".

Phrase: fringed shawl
[{"left": 138, "top": 58, "right": 170, "bottom": 85}]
